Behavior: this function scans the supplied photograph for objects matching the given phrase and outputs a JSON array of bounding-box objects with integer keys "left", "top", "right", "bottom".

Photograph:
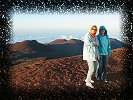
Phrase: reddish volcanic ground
[{"left": 8, "top": 47, "right": 127, "bottom": 97}]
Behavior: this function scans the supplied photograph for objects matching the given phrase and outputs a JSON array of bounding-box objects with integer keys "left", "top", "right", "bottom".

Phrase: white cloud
[
  {"left": 58, "top": 35, "right": 78, "bottom": 40},
  {"left": 80, "top": 36, "right": 84, "bottom": 41},
  {"left": 37, "top": 36, "right": 46, "bottom": 39},
  {"left": 28, "top": 35, "right": 32, "bottom": 39}
]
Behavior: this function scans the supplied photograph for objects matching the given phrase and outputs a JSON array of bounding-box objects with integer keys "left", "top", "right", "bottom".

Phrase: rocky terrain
[
  {"left": 8, "top": 47, "right": 127, "bottom": 99},
  {"left": 8, "top": 38, "right": 128, "bottom": 99}
]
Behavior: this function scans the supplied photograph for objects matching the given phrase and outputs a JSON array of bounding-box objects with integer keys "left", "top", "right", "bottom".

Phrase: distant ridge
[
  {"left": 11, "top": 38, "right": 126, "bottom": 60},
  {"left": 48, "top": 39, "right": 83, "bottom": 44},
  {"left": 48, "top": 39, "right": 67, "bottom": 44},
  {"left": 110, "top": 38, "right": 125, "bottom": 49}
]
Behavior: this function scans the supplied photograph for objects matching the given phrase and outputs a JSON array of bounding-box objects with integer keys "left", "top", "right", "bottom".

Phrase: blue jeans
[{"left": 96, "top": 55, "right": 108, "bottom": 81}]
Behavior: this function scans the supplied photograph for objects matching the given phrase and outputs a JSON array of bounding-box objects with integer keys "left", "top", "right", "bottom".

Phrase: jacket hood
[{"left": 99, "top": 26, "right": 107, "bottom": 35}]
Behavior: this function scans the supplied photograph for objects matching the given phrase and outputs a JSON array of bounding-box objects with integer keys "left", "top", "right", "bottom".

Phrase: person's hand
[
  {"left": 93, "top": 42, "right": 98, "bottom": 46},
  {"left": 97, "top": 54, "right": 100, "bottom": 60},
  {"left": 96, "top": 52, "right": 100, "bottom": 60},
  {"left": 108, "top": 52, "right": 111, "bottom": 57},
  {"left": 95, "top": 42, "right": 99, "bottom": 46}
]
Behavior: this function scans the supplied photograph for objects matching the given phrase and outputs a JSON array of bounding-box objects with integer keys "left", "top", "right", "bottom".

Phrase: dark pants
[{"left": 96, "top": 55, "right": 108, "bottom": 81}]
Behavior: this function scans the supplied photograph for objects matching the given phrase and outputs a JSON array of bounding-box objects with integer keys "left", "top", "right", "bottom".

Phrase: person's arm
[
  {"left": 96, "top": 35, "right": 100, "bottom": 50},
  {"left": 84, "top": 33, "right": 97, "bottom": 46},
  {"left": 95, "top": 36, "right": 99, "bottom": 47},
  {"left": 96, "top": 36, "right": 100, "bottom": 60},
  {"left": 107, "top": 36, "right": 111, "bottom": 56}
]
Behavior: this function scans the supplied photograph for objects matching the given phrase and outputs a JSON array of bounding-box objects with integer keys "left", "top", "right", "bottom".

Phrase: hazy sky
[{"left": 13, "top": 13, "right": 121, "bottom": 43}]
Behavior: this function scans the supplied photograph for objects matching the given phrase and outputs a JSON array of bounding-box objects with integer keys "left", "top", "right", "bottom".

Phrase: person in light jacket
[
  {"left": 83, "top": 25, "right": 99, "bottom": 88},
  {"left": 96, "top": 26, "right": 111, "bottom": 82}
]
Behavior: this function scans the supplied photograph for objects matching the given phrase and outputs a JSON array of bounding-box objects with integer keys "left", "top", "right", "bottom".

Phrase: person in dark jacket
[{"left": 96, "top": 26, "right": 111, "bottom": 82}]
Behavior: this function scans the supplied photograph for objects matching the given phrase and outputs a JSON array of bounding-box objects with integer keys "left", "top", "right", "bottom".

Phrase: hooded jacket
[
  {"left": 83, "top": 26, "right": 99, "bottom": 61},
  {"left": 97, "top": 26, "right": 111, "bottom": 56}
]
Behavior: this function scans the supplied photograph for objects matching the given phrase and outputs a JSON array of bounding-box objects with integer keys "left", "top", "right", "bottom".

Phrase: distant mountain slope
[
  {"left": 48, "top": 39, "right": 67, "bottom": 44},
  {"left": 49, "top": 39, "right": 83, "bottom": 44},
  {"left": 49, "top": 38, "right": 124, "bottom": 49},
  {"left": 11, "top": 40, "right": 49, "bottom": 52},
  {"left": 110, "top": 38, "right": 125, "bottom": 49},
  {"left": 11, "top": 38, "right": 125, "bottom": 60}
]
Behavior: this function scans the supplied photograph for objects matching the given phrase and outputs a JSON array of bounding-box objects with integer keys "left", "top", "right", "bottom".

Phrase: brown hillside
[
  {"left": 49, "top": 39, "right": 83, "bottom": 44},
  {"left": 48, "top": 39, "right": 67, "bottom": 44},
  {"left": 9, "top": 48, "right": 127, "bottom": 94},
  {"left": 65, "top": 39, "right": 83, "bottom": 44}
]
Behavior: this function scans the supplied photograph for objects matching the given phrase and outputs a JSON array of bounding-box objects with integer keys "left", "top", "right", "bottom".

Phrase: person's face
[
  {"left": 100, "top": 29, "right": 105, "bottom": 34},
  {"left": 91, "top": 27, "right": 97, "bottom": 34}
]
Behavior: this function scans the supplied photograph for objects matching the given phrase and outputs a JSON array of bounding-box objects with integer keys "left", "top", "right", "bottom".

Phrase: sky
[{"left": 13, "top": 13, "right": 121, "bottom": 43}]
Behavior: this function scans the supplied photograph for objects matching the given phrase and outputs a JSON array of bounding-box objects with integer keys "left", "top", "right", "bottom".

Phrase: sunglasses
[{"left": 92, "top": 29, "right": 97, "bottom": 31}]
